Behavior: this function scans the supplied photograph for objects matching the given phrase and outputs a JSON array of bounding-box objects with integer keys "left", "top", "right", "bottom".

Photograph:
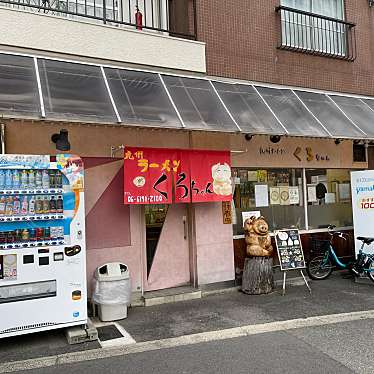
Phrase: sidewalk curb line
[{"left": 2, "top": 309, "right": 374, "bottom": 373}]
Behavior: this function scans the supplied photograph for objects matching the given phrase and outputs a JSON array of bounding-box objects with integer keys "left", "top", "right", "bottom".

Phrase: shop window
[
  {"left": 306, "top": 169, "right": 353, "bottom": 229},
  {"left": 353, "top": 144, "right": 366, "bottom": 163},
  {"left": 232, "top": 168, "right": 305, "bottom": 235}
]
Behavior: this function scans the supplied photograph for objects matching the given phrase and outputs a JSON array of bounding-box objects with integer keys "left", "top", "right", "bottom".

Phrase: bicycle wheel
[
  {"left": 366, "top": 260, "right": 374, "bottom": 283},
  {"left": 307, "top": 255, "right": 333, "bottom": 280}
]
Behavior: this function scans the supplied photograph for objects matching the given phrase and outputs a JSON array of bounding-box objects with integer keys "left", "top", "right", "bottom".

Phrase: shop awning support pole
[{"left": 0, "top": 122, "right": 5, "bottom": 155}]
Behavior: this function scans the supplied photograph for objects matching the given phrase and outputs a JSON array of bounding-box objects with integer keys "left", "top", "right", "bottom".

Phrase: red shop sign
[{"left": 123, "top": 147, "right": 232, "bottom": 204}]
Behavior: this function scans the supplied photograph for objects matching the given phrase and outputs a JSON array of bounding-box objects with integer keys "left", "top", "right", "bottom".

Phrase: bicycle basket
[{"left": 311, "top": 239, "right": 330, "bottom": 255}]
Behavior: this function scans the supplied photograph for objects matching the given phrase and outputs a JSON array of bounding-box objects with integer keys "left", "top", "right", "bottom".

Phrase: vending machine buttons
[
  {"left": 39, "top": 257, "right": 49, "bottom": 266},
  {"left": 23, "top": 255, "right": 34, "bottom": 264}
]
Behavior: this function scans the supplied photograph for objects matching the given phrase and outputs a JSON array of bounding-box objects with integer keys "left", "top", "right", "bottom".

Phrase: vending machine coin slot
[
  {"left": 64, "top": 245, "right": 81, "bottom": 257},
  {"left": 53, "top": 252, "right": 64, "bottom": 261}
]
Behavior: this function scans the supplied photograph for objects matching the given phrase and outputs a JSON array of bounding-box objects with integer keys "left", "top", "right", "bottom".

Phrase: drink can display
[
  {"left": 50, "top": 226, "right": 58, "bottom": 240},
  {"left": 0, "top": 231, "right": 6, "bottom": 244},
  {"left": 57, "top": 226, "right": 64, "bottom": 239},
  {"left": 21, "top": 229, "right": 29, "bottom": 242},
  {"left": 14, "top": 229, "right": 22, "bottom": 242},
  {"left": 36, "top": 228, "right": 44, "bottom": 241},
  {"left": 29, "top": 228, "right": 36, "bottom": 241},
  {"left": 44, "top": 227, "right": 50, "bottom": 240},
  {"left": 6, "top": 231, "right": 15, "bottom": 244}
]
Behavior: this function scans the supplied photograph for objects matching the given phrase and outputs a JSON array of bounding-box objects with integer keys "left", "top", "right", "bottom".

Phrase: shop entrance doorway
[{"left": 144, "top": 204, "right": 191, "bottom": 291}]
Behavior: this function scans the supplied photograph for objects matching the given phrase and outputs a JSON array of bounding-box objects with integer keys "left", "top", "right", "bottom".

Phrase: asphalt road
[{"left": 12, "top": 318, "right": 374, "bottom": 374}]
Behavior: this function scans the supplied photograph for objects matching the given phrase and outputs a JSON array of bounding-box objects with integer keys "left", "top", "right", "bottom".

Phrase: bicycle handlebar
[{"left": 327, "top": 225, "right": 348, "bottom": 240}]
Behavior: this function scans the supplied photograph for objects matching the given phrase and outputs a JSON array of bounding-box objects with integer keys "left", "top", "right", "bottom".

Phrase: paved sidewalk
[
  {"left": 118, "top": 271, "right": 374, "bottom": 342},
  {"left": 1, "top": 271, "right": 373, "bottom": 365}
]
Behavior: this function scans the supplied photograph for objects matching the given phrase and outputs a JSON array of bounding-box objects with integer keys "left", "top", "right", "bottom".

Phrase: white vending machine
[{"left": 0, "top": 154, "right": 87, "bottom": 338}]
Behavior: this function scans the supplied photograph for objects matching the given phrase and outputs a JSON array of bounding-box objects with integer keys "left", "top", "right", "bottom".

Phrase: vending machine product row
[{"left": 0, "top": 154, "right": 87, "bottom": 338}]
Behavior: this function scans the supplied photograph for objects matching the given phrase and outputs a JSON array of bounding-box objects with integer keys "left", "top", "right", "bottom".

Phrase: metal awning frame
[{"left": 1, "top": 49, "right": 374, "bottom": 140}]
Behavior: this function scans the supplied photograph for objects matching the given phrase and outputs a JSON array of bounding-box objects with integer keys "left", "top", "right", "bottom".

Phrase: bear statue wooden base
[{"left": 242, "top": 257, "right": 274, "bottom": 295}]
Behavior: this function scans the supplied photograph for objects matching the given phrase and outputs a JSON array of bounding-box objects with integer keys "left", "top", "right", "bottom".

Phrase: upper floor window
[
  {"left": 281, "top": 0, "right": 344, "bottom": 20},
  {"left": 277, "top": 0, "right": 356, "bottom": 60}
]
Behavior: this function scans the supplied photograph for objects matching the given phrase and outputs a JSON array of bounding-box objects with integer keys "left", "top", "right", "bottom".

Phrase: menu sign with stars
[
  {"left": 123, "top": 147, "right": 232, "bottom": 204},
  {"left": 274, "top": 229, "right": 306, "bottom": 271}
]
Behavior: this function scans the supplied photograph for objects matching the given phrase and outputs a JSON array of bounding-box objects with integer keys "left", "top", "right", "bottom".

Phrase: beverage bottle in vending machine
[
  {"left": 35, "top": 170, "right": 42, "bottom": 188},
  {"left": 28, "top": 170, "right": 36, "bottom": 189},
  {"left": 55, "top": 171, "right": 63, "bottom": 189},
  {"left": 28, "top": 195, "right": 35, "bottom": 215},
  {"left": 5, "top": 170, "right": 13, "bottom": 189},
  {"left": 35, "top": 196, "right": 43, "bottom": 214},
  {"left": 0, "top": 196, "right": 5, "bottom": 216},
  {"left": 0, "top": 170, "right": 6, "bottom": 190},
  {"left": 56, "top": 195, "right": 63, "bottom": 213},
  {"left": 42, "top": 170, "right": 50, "bottom": 189},
  {"left": 12, "top": 171, "right": 20, "bottom": 189},
  {"left": 13, "top": 196, "right": 20, "bottom": 215},
  {"left": 21, "top": 196, "right": 28, "bottom": 215},
  {"left": 20, "top": 170, "right": 28, "bottom": 189},
  {"left": 49, "top": 195, "right": 56, "bottom": 213},
  {"left": 49, "top": 170, "right": 55, "bottom": 188},
  {"left": 5, "top": 196, "right": 13, "bottom": 216},
  {"left": 42, "top": 196, "right": 50, "bottom": 214}
]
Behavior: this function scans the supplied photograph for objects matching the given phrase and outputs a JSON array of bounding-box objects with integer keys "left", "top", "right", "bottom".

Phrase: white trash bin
[{"left": 92, "top": 262, "right": 131, "bottom": 322}]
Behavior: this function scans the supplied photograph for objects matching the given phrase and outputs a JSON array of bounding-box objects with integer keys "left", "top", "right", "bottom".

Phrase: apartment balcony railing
[
  {"left": 0, "top": 0, "right": 197, "bottom": 40},
  {"left": 275, "top": 5, "right": 356, "bottom": 61}
]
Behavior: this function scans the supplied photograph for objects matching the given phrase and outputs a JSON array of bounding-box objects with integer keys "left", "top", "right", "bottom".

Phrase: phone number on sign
[{"left": 126, "top": 195, "right": 164, "bottom": 203}]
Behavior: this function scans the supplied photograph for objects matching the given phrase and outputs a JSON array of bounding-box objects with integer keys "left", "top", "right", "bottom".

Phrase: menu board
[{"left": 275, "top": 229, "right": 305, "bottom": 271}]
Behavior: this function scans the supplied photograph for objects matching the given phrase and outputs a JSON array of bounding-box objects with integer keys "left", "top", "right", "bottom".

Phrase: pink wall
[
  {"left": 194, "top": 202, "right": 235, "bottom": 285},
  {"left": 86, "top": 206, "right": 143, "bottom": 296},
  {"left": 83, "top": 157, "right": 143, "bottom": 296}
]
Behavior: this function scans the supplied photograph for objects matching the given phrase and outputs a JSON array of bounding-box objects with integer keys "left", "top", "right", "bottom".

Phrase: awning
[{"left": 1, "top": 52, "right": 374, "bottom": 140}]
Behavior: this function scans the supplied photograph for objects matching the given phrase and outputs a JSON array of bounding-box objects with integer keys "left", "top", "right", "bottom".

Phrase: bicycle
[{"left": 306, "top": 225, "right": 374, "bottom": 282}]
